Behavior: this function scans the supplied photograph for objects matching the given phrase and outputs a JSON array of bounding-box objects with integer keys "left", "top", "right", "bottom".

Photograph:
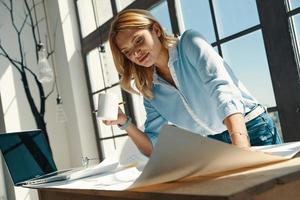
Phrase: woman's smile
[{"left": 138, "top": 52, "right": 149, "bottom": 63}]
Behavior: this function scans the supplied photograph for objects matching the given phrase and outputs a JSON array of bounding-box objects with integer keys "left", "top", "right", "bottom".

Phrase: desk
[{"left": 37, "top": 157, "right": 300, "bottom": 200}]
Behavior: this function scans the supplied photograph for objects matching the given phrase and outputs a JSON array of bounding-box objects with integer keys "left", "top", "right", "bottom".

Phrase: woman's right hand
[{"left": 102, "top": 108, "right": 128, "bottom": 126}]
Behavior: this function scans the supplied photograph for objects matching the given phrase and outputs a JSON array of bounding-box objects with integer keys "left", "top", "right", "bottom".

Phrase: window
[
  {"left": 212, "top": 0, "right": 281, "bottom": 135},
  {"left": 150, "top": 0, "right": 172, "bottom": 35},
  {"left": 286, "top": 0, "right": 300, "bottom": 67},
  {"left": 212, "top": 0, "right": 259, "bottom": 38},
  {"left": 76, "top": 0, "right": 113, "bottom": 37},
  {"left": 180, "top": 0, "right": 215, "bottom": 43},
  {"left": 221, "top": 30, "right": 282, "bottom": 138},
  {"left": 180, "top": 0, "right": 279, "bottom": 132},
  {"left": 86, "top": 48, "right": 105, "bottom": 95},
  {"left": 76, "top": 0, "right": 97, "bottom": 37},
  {"left": 221, "top": 31, "right": 276, "bottom": 108},
  {"left": 93, "top": 0, "right": 113, "bottom": 26},
  {"left": 289, "top": 0, "right": 300, "bottom": 10},
  {"left": 115, "top": 0, "right": 135, "bottom": 11},
  {"left": 86, "top": 44, "right": 127, "bottom": 158},
  {"left": 290, "top": 14, "right": 300, "bottom": 67}
]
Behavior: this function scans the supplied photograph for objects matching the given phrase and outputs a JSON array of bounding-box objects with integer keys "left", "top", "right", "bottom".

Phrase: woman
[{"left": 104, "top": 9, "right": 282, "bottom": 157}]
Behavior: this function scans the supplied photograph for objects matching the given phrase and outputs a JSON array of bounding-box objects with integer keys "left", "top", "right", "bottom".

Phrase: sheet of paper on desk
[
  {"left": 27, "top": 164, "right": 141, "bottom": 190},
  {"left": 59, "top": 158, "right": 119, "bottom": 181},
  {"left": 128, "top": 125, "right": 300, "bottom": 189},
  {"left": 26, "top": 125, "right": 300, "bottom": 190},
  {"left": 252, "top": 141, "right": 300, "bottom": 158}
]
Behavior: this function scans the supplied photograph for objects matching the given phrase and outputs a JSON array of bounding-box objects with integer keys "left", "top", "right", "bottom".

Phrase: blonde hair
[{"left": 109, "top": 9, "right": 177, "bottom": 99}]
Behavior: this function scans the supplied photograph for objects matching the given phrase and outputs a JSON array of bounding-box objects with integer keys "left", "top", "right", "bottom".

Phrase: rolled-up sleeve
[
  {"left": 143, "top": 98, "right": 167, "bottom": 146},
  {"left": 182, "top": 30, "right": 245, "bottom": 122}
]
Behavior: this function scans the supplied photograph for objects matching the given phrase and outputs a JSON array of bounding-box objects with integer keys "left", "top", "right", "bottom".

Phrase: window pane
[
  {"left": 101, "top": 137, "right": 130, "bottom": 159},
  {"left": 93, "top": 93, "right": 99, "bottom": 110},
  {"left": 291, "top": 14, "right": 300, "bottom": 65},
  {"left": 86, "top": 48, "right": 105, "bottom": 93},
  {"left": 100, "top": 42, "right": 120, "bottom": 87},
  {"left": 289, "top": 0, "right": 300, "bottom": 10},
  {"left": 76, "top": 0, "right": 97, "bottom": 37},
  {"left": 97, "top": 116, "right": 113, "bottom": 138},
  {"left": 150, "top": 1, "right": 173, "bottom": 35},
  {"left": 101, "top": 139, "right": 116, "bottom": 159},
  {"left": 212, "top": 0, "right": 259, "bottom": 38},
  {"left": 114, "top": 136, "right": 129, "bottom": 152},
  {"left": 93, "top": 0, "right": 113, "bottom": 26},
  {"left": 180, "top": 0, "right": 216, "bottom": 43},
  {"left": 221, "top": 30, "right": 276, "bottom": 107},
  {"left": 116, "top": 0, "right": 135, "bottom": 10}
]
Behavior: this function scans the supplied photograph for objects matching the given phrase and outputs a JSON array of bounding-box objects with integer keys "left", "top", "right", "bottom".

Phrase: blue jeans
[{"left": 208, "top": 112, "right": 282, "bottom": 146}]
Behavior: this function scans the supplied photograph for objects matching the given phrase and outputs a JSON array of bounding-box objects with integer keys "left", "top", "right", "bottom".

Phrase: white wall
[{"left": 0, "top": 0, "right": 98, "bottom": 199}]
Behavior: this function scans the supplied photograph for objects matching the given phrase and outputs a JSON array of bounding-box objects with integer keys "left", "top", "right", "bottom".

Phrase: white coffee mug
[{"left": 97, "top": 93, "right": 119, "bottom": 120}]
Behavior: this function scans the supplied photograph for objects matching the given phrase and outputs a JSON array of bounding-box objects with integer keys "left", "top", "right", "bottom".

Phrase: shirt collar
[
  {"left": 168, "top": 45, "right": 178, "bottom": 65},
  {"left": 152, "top": 45, "right": 178, "bottom": 84},
  {"left": 152, "top": 66, "right": 159, "bottom": 84}
]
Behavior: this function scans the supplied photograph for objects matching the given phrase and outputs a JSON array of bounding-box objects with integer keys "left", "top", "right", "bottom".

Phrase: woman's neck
[
  {"left": 154, "top": 47, "right": 176, "bottom": 87},
  {"left": 154, "top": 46, "right": 169, "bottom": 71}
]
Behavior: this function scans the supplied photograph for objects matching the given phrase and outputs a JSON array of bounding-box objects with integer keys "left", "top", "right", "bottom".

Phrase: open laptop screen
[{"left": 0, "top": 130, "right": 57, "bottom": 185}]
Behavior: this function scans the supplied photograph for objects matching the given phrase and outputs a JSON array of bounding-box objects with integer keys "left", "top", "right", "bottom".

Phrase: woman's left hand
[
  {"left": 223, "top": 113, "right": 251, "bottom": 149},
  {"left": 230, "top": 132, "right": 251, "bottom": 149}
]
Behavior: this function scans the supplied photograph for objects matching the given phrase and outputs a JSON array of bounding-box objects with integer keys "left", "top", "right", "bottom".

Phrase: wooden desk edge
[{"left": 37, "top": 158, "right": 300, "bottom": 200}]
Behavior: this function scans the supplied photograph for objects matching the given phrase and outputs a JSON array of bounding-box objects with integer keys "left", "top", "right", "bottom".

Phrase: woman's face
[{"left": 115, "top": 23, "right": 163, "bottom": 67}]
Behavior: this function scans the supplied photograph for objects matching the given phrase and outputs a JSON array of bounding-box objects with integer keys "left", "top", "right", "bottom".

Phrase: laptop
[{"left": 0, "top": 130, "right": 118, "bottom": 186}]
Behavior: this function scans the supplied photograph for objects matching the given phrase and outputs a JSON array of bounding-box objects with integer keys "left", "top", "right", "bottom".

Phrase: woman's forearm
[
  {"left": 224, "top": 113, "right": 251, "bottom": 148},
  {"left": 102, "top": 109, "right": 153, "bottom": 157},
  {"left": 124, "top": 123, "right": 153, "bottom": 157}
]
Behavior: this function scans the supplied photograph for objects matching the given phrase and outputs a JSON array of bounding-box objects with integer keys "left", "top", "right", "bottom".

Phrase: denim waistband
[{"left": 244, "top": 105, "right": 266, "bottom": 123}]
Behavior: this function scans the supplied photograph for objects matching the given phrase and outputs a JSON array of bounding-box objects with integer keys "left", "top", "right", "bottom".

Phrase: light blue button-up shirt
[{"left": 143, "top": 29, "right": 258, "bottom": 145}]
